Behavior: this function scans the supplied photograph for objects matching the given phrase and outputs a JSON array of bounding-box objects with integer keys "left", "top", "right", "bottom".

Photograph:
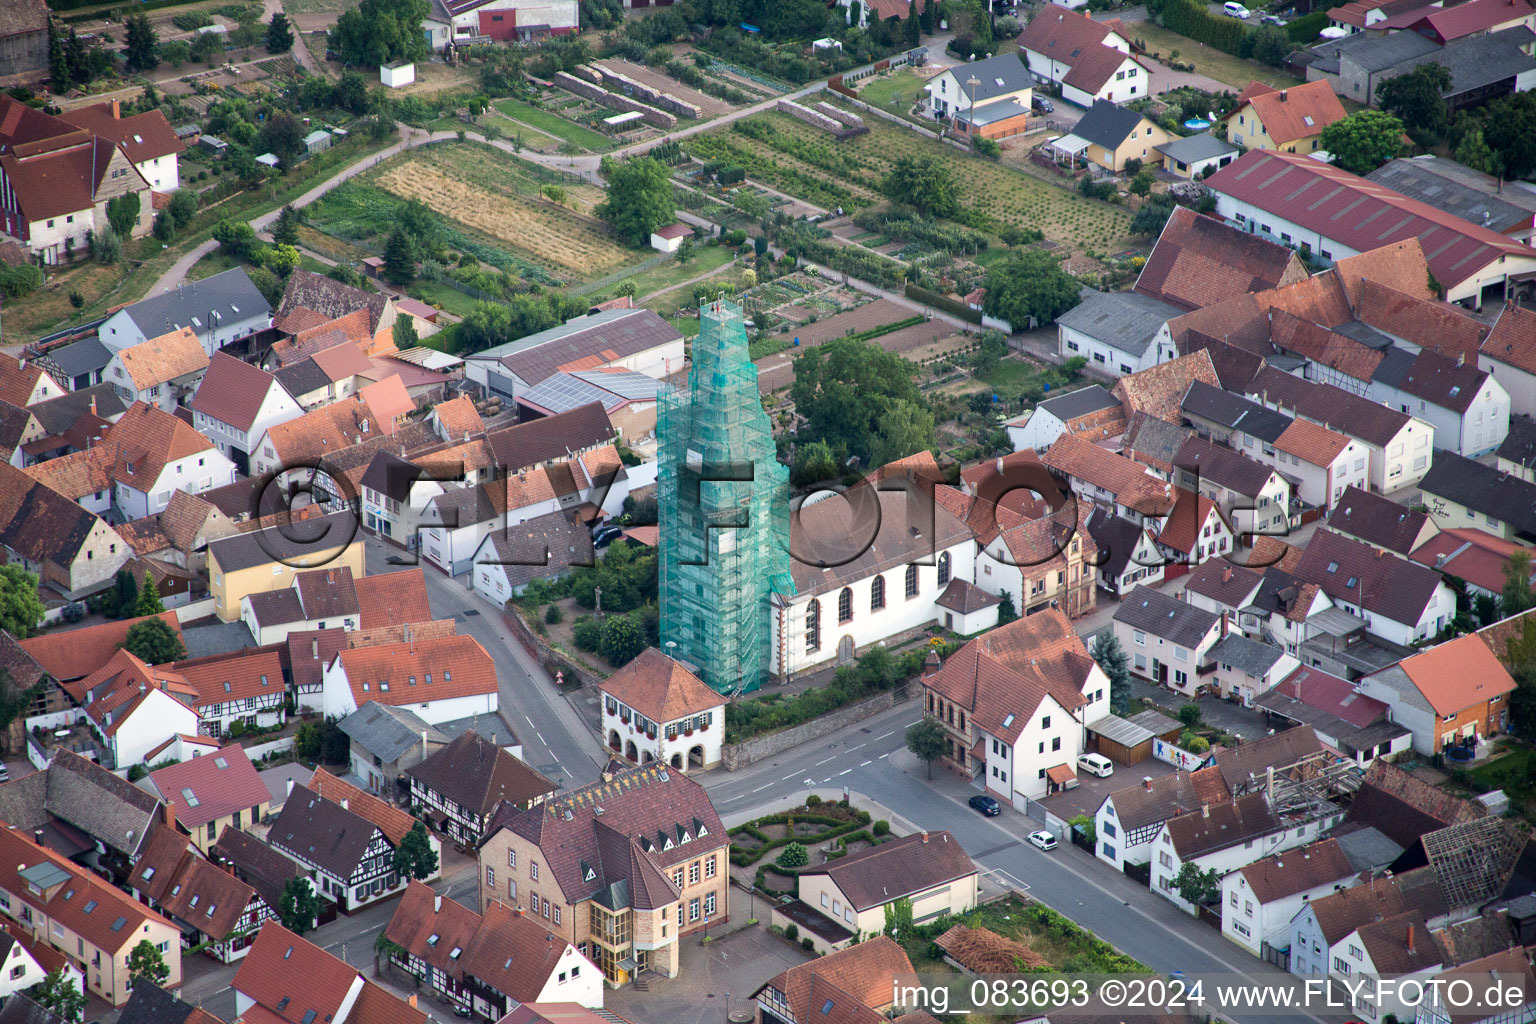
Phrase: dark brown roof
[
  {"left": 385, "top": 881, "right": 480, "bottom": 975},
  {"left": 276, "top": 269, "right": 390, "bottom": 334},
  {"left": 1136, "top": 207, "right": 1308, "bottom": 312},
  {"left": 1246, "top": 366, "right": 1415, "bottom": 448},
  {"left": 1294, "top": 529, "right": 1447, "bottom": 627},
  {"left": 485, "top": 403, "right": 616, "bottom": 474},
  {"left": 1306, "top": 867, "right": 1448, "bottom": 945},
  {"left": 1183, "top": 561, "right": 1263, "bottom": 609},
  {"left": 1239, "top": 838, "right": 1354, "bottom": 903},
  {"left": 802, "top": 831, "right": 975, "bottom": 910},
  {"left": 1105, "top": 766, "right": 1232, "bottom": 831},
  {"left": 268, "top": 788, "right": 384, "bottom": 879},
  {"left": 287, "top": 628, "right": 347, "bottom": 689},
  {"left": 1346, "top": 759, "right": 1486, "bottom": 849},
  {"left": 1357, "top": 911, "right": 1445, "bottom": 973},
  {"left": 405, "top": 731, "right": 555, "bottom": 817},
  {"left": 0, "top": 630, "right": 45, "bottom": 692},
  {"left": 1483, "top": 302, "right": 1536, "bottom": 376},
  {"left": 295, "top": 566, "right": 360, "bottom": 621},
  {"left": 459, "top": 901, "right": 583, "bottom": 1004},
  {"left": 189, "top": 352, "right": 279, "bottom": 432},
  {"left": 210, "top": 827, "right": 307, "bottom": 914},
  {"left": 1165, "top": 792, "right": 1282, "bottom": 859},
  {"left": 58, "top": 103, "right": 184, "bottom": 165},
  {"left": 934, "top": 578, "right": 1002, "bottom": 615},
  {"left": 1331, "top": 486, "right": 1431, "bottom": 555},
  {"left": 1212, "top": 727, "right": 1324, "bottom": 794}
]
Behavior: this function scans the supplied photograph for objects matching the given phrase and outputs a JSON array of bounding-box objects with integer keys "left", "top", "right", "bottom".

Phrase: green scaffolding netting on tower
[{"left": 658, "top": 299, "right": 792, "bottom": 696}]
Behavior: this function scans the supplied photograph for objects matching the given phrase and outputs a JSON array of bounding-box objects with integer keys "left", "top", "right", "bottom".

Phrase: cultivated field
[{"left": 598, "top": 59, "right": 739, "bottom": 116}]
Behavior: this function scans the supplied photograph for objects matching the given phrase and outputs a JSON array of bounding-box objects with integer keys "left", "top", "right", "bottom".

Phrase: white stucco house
[
  {"left": 1219, "top": 838, "right": 1356, "bottom": 958},
  {"left": 1150, "top": 793, "right": 1324, "bottom": 914},
  {"left": 1365, "top": 349, "right": 1510, "bottom": 458},
  {"left": 103, "top": 326, "right": 210, "bottom": 414},
  {"left": 599, "top": 647, "right": 724, "bottom": 772},
  {"left": 1054, "top": 291, "right": 1180, "bottom": 379},
  {"left": 1112, "top": 585, "right": 1224, "bottom": 696},
  {"left": 189, "top": 352, "right": 304, "bottom": 476},
  {"left": 99, "top": 268, "right": 273, "bottom": 356},
  {"left": 106, "top": 402, "right": 238, "bottom": 521},
  {"left": 1094, "top": 767, "right": 1230, "bottom": 874},
  {"left": 1294, "top": 530, "right": 1456, "bottom": 647},
  {"left": 1018, "top": 4, "right": 1150, "bottom": 106},
  {"left": 320, "top": 634, "right": 500, "bottom": 726}
]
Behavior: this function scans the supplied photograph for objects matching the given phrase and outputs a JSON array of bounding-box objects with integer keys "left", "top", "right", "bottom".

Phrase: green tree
[
  {"left": 30, "top": 968, "right": 87, "bottom": 1022},
  {"left": 91, "top": 225, "right": 122, "bottom": 265},
  {"left": 106, "top": 566, "right": 138, "bottom": 619},
  {"left": 974, "top": 329, "right": 1008, "bottom": 376},
  {"left": 271, "top": 205, "right": 301, "bottom": 247},
  {"left": 1130, "top": 194, "right": 1177, "bottom": 238},
  {"left": 1320, "top": 110, "right": 1406, "bottom": 175},
  {"left": 49, "top": 22, "right": 71, "bottom": 93},
  {"left": 905, "top": 716, "right": 948, "bottom": 779},
  {"left": 123, "top": 617, "right": 186, "bottom": 665},
  {"left": 1455, "top": 126, "right": 1501, "bottom": 176},
  {"left": 278, "top": 876, "right": 320, "bottom": 934},
  {"left": 1378, "top": 62, "right": 1450, "bottom": 147},
  {"left": 1249, "top": 24, "right": 1290, "bottom": 67},
  {"left": 214, "top": 219, "right": 258, "bottom": 261},
  {"left": 265, "top": 11, "right": 295, "bottom": 53},
  {"left": 134, "top": 571, "right": 164, "bottom": 617},
  {"left": 392, "top": 820, "right": 439, "bottom": 880},
  {"left": 869, "top": 398, "right": 936, "bottom": 468},
  {"left": 1091, "top": 632, "right": 1133, "bottom": 715},
  {"left": 791, "top": 439, "right": 839, "bottom": 486},
  {"left": 996, "top": 589, "right": 1018, "bottom": 624},
  {"left": 384, "top": 228, "right": 417, "bottom": 284},
  {"left": 883, "top": 896, "right": 914, "bottom": 938},
  {"left": 65, "top": 27, "right": 88, "bottom": 86},
  {"left": 1176, "top": 702, "right": 1202, "bottom": 729},
  {"left": 258, "top": 110, "right": 305, "bottom": 165},
  {"left": 905, "top": 0, "right": 921, "bottom": 45},
  {"left": 191, "top": 28, "right": 226, "bottom": 65},
  {"left": 1172, "top": 863, "right": 1221, "bottom": 906},
  {"left": 1481, "top": 92, "right": 1536, "bottom": 179},
  {"left": 126, "top": 939, "right": 170, "bottom": 988},
  {"left": 1129, "top": 170, "right": 1155, "bottom": 197},
  {"left": 334, "top": 70, "right": 372, "bottom": 114},
  {"left": 675, "top": 234, "right": 696, "bottom": 265},
  {"left": 0, "top": 565, "right": 46, "bottom": 639},
  {"left": 880, "top": 155, "right": 959, "bottom": 218},
  {"left": 791, "top": 337, "right": 928, "bottom": 467},
  {"left": 106, "top": 192, "right": 140, "bottom": 238},
  {"left": 1505, "top": 618, "right": 1536, "bottom": 736},
  {"left": 775, "top": 841, "right": 809, "bottom": 869},
  {"left": 393, "top": 310, "right": 420, "bottom": 349},
  {"left": 261, "top": 244, "right": 302, "bottom": 277},
  {"left": 1069, "top": 813, "right": 1096, "bottom": 846},
  {"left": 1504, "top": 549, "right": 1535, "bottom": 615},
  {"left": 330, "top": 0, "right": 429, "bottom": 66},
  {"left": 600, "top": 614, "right": 646, "bottom": 666},
  {"left": 983, "top": 248, "right": 1081, "bottom": 329},
  {"left": 596, "top": 157, "right": 676, "bottom": 246},
  {"left": 123, "top": 13, "right": 159, "bottom": 71}
]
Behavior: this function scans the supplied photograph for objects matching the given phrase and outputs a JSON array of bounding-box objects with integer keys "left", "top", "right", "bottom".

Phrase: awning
[
  {"left": 1051, "top": 134, "right": 1091, "bottom": 156},
  {"left": 970, "top": 739, "right": 986, "bottom": 762},
  {"left": 1046, "top": 763, "right": 1077, "bottom": 785}
]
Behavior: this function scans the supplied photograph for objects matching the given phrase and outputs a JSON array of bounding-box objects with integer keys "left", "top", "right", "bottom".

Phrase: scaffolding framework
[
  {"left": 1421, "top": 817, "right": 1523, "bottom": 908},
  {"left": 658, "top": 300, "right": 791, "bottom": 695}
]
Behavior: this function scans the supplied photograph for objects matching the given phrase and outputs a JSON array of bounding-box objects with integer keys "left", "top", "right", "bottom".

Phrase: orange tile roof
[
  {"left": 104, "top": 401, "right": 215, "bottom": 489},
  {"left": 1269, "top": 309, "right": 1385, "bottom": 382},
  {"left": 1135, "top": 207, "right": 1308, "bottom": 312},
  {"left": 1482, "top": 302, "right": 1536, "bottom": 375},
  {"left": 0, "top": 353, "right": 60, "bottom": 406},
  {"left": 306, "top": 768, "right": 417, "bottom": 845},
  {"left": 21, "top": 444, "right": 114, "bottom": 500},
  {"left": 70, "top": 648, "right": 195, "bottom": 735},
  {"left": 359, "top": 375, "right": 413, "bottom": 429},
  {"left": 234, "top": 922, "right": 363, "bottom": 1024},
  {"left": 1040, "top": 433, "right": 1174, "bottom": 514},
  {"left": 19, "top": 611, "right": 182, "bottom": 681},
  {"left": 601, "top": 647, "right": 722, "bottom": 723},
  {"left": 1235, "top": 80, "right": 1346, "bottom": 146},
  {"left": 173, "top": 649, "right": 284, "bottom": 708},
  {"left": 352, "top": 569, "right": 433, "bottom": 629},
  {"left": 309, "top": 341, "right": 373, "bottom": 382},
  {"left": 1332, "top": 238, "right": 1435, "bottom": 306},
  {"left": 1111, "top": 350, "right": 1221, "bottom": 423},
  {"left": 115, "top": 326, "right": 209, "bottom": 389},
  {"left": 432, "top": 395, "right": 484, "bottom": 440},
  {"left": 1352, "top": 279, "right": 1486, "bottom": 362},
  {"left": 1393, "top": 633, "right": 1516, "bottom": 717},
  {"left": 1155, "top": 488, "right": 1224, "bottom": 554},
  {"left": 336, "top": 633, "right": 497, "bottom": 710},
  {"left": 1275, "top": 418, "right": 1352, "bottom": 466}
]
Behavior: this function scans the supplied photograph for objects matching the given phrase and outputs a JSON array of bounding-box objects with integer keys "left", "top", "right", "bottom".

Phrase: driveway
[
  {"left": 605, "top": 924, "right": 810, "bottom": 1024},
  {"left": 1143, "top": 54, "right": 1235, "bottom": 96}
]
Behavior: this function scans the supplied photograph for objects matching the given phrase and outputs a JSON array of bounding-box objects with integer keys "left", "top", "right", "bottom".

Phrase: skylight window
[
  {"left": 450, "top": 946, "right": 462, "bottom": 959},
  {"left": 822, "top": 1000, "right": 835, "bottom": 1015},
  {"left": 1346, "top": 577, "right": 1357, "bottom": 588},
  {"left": 1002, "top": 713, "right": 1015, "bottom": 728},
  {"left": 215, "top": 757, "right": 228, "bottom": 769},
  {"left": 224, "top": 682, "right": 232, "bottom": 693},
  {"left": 83, "top": 900, "right": 97, "bottom": 914},
  {"left": 1303, "top": 116, "right": 1314, "bottom": 126},
  {"left": 1326, "top": 561, "right": 1339, "bottom": 573},
  {"left": 110, "top": 917, "right": 127, "bottom": 932},
  {"left": 428, "top": 934, "right": 440, "bottom": 946},
  {"left": 190, "top": 895, "right": 199, "bottom": 908},
  {"left": 182, "top": 788, "right": 200, "bottom": 808},
  {"left": 141, "top": 867, "right": 155, "bottom": 881}
]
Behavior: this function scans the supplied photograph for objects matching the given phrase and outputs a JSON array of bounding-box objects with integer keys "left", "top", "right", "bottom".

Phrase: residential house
[
  {"left": 486, "top": 402, "right": 618, "bottom": 476},
  {"left": 0, "top": 354, "right": 64, "bottom": 407},
  {"left": 1288, "top": 867, "right": 1449, "bottom": 980},
  {"left": 1154, "top": 133, "right": 1240, "bottom": 179},
  {"left": 272, "top": 269, "right": 403, "bottom": 351},
  {"left": 418, "top": 0, "right": 577, "bottom": 47},
  {"left": 1416, "top": 948, "right": 1536, "bottom": 1024},
  {"left": 354, "top": 568, "right": 434, "bottom": 629},
  {"left": 100, "top": 269, "right": 272, "bottom": 356},
  {"left": 119, "top": 982, "right": 231, "bottom": 1024},
  {"left": 337, "top": 701, "right": 448, "bottom": 796},
  {"left": 33, "top": 338, "right": 115, "bottom": 392},
  {"left": 1113, "top": 585, "right": 1224, "bottom": 695},
  {"left": 1226, "top": 81, "right": 1347, "bottom": 154},
  {"left": 1153, "top": 487, "right": 1235, "bottom": 570},
  {"left": 1330, "top": 485, "right": 1438, "bottom": 555},
  {"left": 1418, "top": 450, "right": 1536, "bottom": 543},
  {"left": 600, "top": 647, "right": 725, "bottom": 773},
  {"left": 1052, "top": 292, "right": 1181, "bottom": 378},
  {"left": 1271, "top": 418, "right": 1369, "bottom": 511},
  {"left": 144, "top": 745, "right": 270, "bottom": 852},
  {"left": 1017, "top": 5, "right": 1150, "bottom": 105},
  {"left": 0, "top": 927, "right": 46, "bottom": 1001},
  {"left": 0, "top": 0, "right": 49, "bottom": 83},
  {"left": 1246, "top": 367, "right": 1435, "bottom": 493},
  {"left": 1357, "top": 633, "right": 1517, "bottom": 754},
  {"left": 1333, "top": 913, "right": 1447, "bottom": 1021},
  {"left": 272, "top": 343, "right": 373, "bottom": 411},
  {"left": 240, "top": 565, "right": 363, "bottom": 645},
  {"left": 0, "top": 823, "right": 181, "bottom": 1006},
  {"left": 406, "top": 731, "right": 555, "bottom": 846},
  {"left": 754, "top": 937, "right": 915, "bottom": 1024},
  {"left": 1366, "top": 348, "right": 1510, "bottom": 457},
  {"left": 59, "top": 100, "right": 184, "bottom": 193},
  {"left": 321, "top": 633, "right": 499, "bottom": 725},
  {"left": 1182, "top": 561, "right": 1263, "bottom": 619},
  {"left": 788, "top": 831, "right": 978, "bottom": 953},
  {"left": 1254, "top": 666, "right": 1413, "bottom": 766},
  {"left": 206, "top": 511, "right": 364, "bottom": 622},
  {"left": 233, "top": 922, "right": 427, "bottom": 1024},
  {"left": 1084, "top": 507, "right": 1165, "bottom": 597},
  {"left": 1294, "top": 528, "right": 1456, "bottom": 645},
  {"left": 1135, "top": 207, "right": 1309, "bottom": 314},
  {"left": 170, "top": 649, "right": 286, "bottom": 742},
  {"left": 384, "top": 882, "right": 601, "bottom": 1018},
  {"left": 1380, "top": 0, "right": 1536, "bottom": 44},
  {"left": 1481, "top": 302, "right": 1536, "bottom": 417},
  {"left": 1173, "top": 435, "right": 1293, "bottom": 539},
  {"left": 417, "top": 481, "right": 509, "bottom": 578},
  {"left": 360, "top": 450, "right": 446, "bottom": 551},
  {"left": 251, "top": 377, "right": 417, "bottom": 482},
  {"left": 1236, "top": 569, "right": 1337, "bottom": 658},
  {"left": 1059, "top": 99, "right": 1172, "bottom": 173},
  {"left": 1111, "top": 350, "right": 1222, "bottom": 424},
  {"left": 1207, "top": 150, "right": 1536, "bottom": 309},
  {"left": 1040, "top": 433, "right": 1175, "bottom": 527},
  {"left": 0, "top": 461, "right": 130, "bottom": 601},
  {"left": 1411, "top": 528, "right": 1532, "bottom": 600},
  {"left": 477, "top": 763, "right": 729, "bottom": 985},
  {"left": 128, "top": 823, "right": 261, "bottom": 962},
  {"left": 1151, "top": 793, "right": 1305, "bottom": 912},
  {"left": 210, "top": 828, "right": 321, "bottom": 934},
  {"left": 1207, "top": 633, "right": 1299, "bottom": 705},
  {"left": 921, "top": 610, "right": 1111, "bottom": 802},
  {"left": 1094, "top": 766, "right": 1233, "bottom": 873},
  {"left": 463, "top": 307, "right": 683, "bottom": 403},
  {"left": 65, "top": 648, "right": 201, "bottom": 769},
  {"left": 189, "top": 352, "right": 304, "bottom": 475},
  {"left": 103, "top": 327, "right": 209, "bottom": 414},
  {"left": 1005, "top": 385, "right": 1126, "bottom": 452},
  {"left": 0, "top": 748, "right": 163, "bottom": 867},
  {"left": 269, "top": 783, "right": 405, "bottom": 911},
  {"left": 921, "top": 52, "right": 1034, "bottom": 139},
  {"left": 468, "top": 514, "right": 597, "bottom": 608},
  {"left": 1219, "top": 838, "right": 1356, "bottom": 958},
  {"left": 103, "top": 402, "right": 236, "bottom": 521}
]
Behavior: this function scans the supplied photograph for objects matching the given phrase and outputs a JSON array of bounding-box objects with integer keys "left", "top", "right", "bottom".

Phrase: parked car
[
  {"left": 1032, "top": 95, "right": 1055, "bottom": 113},
  {"left": 1077, "top": 753, "right": 1114, "bottom": 778},
  {"left": 1223, "top": 2, "right": 1251, "bottom": 16},
  {"left": 969, "top": 794, "right": 1001, "bottom": 816},
  {"left": 1028, "top": 830, "right": 1059, "bottom": 851},
  {"left": 1260, "top": 12, "right": 1287, "bottom": 24},
  {"left": 593, "top": 525, "right": 624, "bottom": 549}
]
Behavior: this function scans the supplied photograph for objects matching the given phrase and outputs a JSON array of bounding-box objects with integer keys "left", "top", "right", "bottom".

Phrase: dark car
[
  {"left": 1032, "top": 95, "right": 1055, "bottom": 113},
  {"left": 593, "top": 525, "right": 624, "bottom": 549},
  {"left": 969, "top": 794, "right": 1001, "bottom": 816}
]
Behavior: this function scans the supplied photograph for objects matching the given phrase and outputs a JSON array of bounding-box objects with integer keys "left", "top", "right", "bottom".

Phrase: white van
[{"left": 1223, "top": 2, "right": 1251, "bottom": 16}]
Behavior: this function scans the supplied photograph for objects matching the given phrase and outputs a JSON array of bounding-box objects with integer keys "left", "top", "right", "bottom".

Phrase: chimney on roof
[
  {"left": 162, "top": 802, "right": 175, "bottom": 831},
  {"left": 1279, "top": 90, "right": 1288, "bottom": 101},
  {"left": 434, "top": 893, "right": 442, "bottom": 913},
  {"left": 1221, "top": 610, "right": 1230, "bottom": 637},
  {"left": 111, "top": 98, "right": 120, "bottom": 119},
  {"left": 1407, "top": 922, "right": 1415, "bottom": 954},
  {"left": 33, "top": 830, "right": 42, "bottom": 847},
  {"left": 923, "top": 650, "right": 942, "bottom": 679},
  {"left": 1375, "top": 547, "right": 1384, "bottom": 558},
  {"left": 89, "top": 396, "right": 96, "bottom": 416},
  {"left": 1222, "top": 565, "right": 1233, "bottom": 584},
  {"left": 1143, "top": 776, "right": 1153, "bottom": 790},
  {"left": 1201, "top": 802, "right": 1210, "bottom": 817},
  {"left": 921, "top": 831, "right": 929, "bottom": 843}
]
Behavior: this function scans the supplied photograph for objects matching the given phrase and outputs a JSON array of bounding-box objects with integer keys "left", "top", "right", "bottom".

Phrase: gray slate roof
[
  {"left": 1155, "top": 133, "right": 1239, "bottom": 164},
  {"left": 1395, "top": 27, "right": 1536, "bottom": 98},
  {"left": 208, "top": 511, "right": 357, "bottom": 572},
  {"left": 1209, "top": 633, "right": 1287, "bottom": 677},
  {"left": 1055, "top": 289, "right": 1181, "bottom": 355},
  {"left": 1073, "top": 99, "right": 1152, "bottom": 151},
  {"left": 1037, "top": 384, "right": 1121, "bottom": 422},
  {"left": 116, "top": 267, "right": 270, "bottom": 339},
  {"left": 118, "top": 983, "right": 210, "bottom": 1024},
  {"left": 1113, "top": 584, "right": 1220, "bottom": 647},
  {"left": 948, "top": 52, "right": 1034, "bottom": 104},
  {"left": 1368, "top": 155, "right": 1536, "bottom": 235},
  {"left": 469, "top": 307, "right": 680, "bottom": 389},
  {"left": 338, "top": 701, "right": 447, "bottom": 764},
  {"left": 1498, "top": 413, "right": 1536, "bottom": 471},
  {"left": 1308, "top": 29, "right": 1439, "bottom": 74},
  {"left": 1085, "top": 506, "right": 1147, "bottom": 578},
  {"left": 0, "top": 997, "right": 71, "bottom": 1024},
  {"left": 1182, "top": 380, "right": 1293, "bottom": 442},
  {"left": 273, "top": 358, "right": 332, "bottom": 400},
  {"left": 1419, "top": 450, "right": 1536, "bottom": 538},
  {"left": 40, "top": 338, "right": 113, "bottom": 381},
  {"left": 0, "top": 750, "right": 161, "bottom": 859},
  {"left": 29, "top": 384, "right": 126, "bottom": 435}
]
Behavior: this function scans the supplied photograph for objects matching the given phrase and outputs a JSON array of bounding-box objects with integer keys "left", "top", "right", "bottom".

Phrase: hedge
[
  {"left": 904, "top": 282, "right": 983, "bottom": 324},
  {"left": 1158, "top": 0, "right": 1249, "bottom": 57},
  {"left": 728, "top": 809, "right": 872, "bottom": 866},
  {"left": 844, "top": 315, "right": 924, "bottom": 344}
]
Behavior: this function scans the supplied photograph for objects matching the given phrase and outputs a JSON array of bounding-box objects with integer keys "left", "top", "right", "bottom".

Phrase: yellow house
[
  {"left": 1227, "top": 80, "right": 1346, "bottom": 153},
  {"left": 783, "top": 831, "right": 979, "bottom": 953},
  {"left": 207, "top": 511, "right": 364, "bottom": 622},
  {"left": 1058, "top": 99, "right": 1173, "bottom": 173},
  {"left": 147, "top": 743, "right": 273, "bottom": 852}
]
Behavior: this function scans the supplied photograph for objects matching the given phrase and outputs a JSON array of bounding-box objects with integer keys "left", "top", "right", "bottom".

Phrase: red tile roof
[
  {"left": 385, "top": 881, "right": 480, "bottom": 975},
  {"left": 1233, "top": 80, "right": 1346, "bottom": 146},
  {"left": 1155, "top": 488, "right": 1224, "bottom": 554},
  {"left": 58, "top": 102, "right": 184, "bottom": 164},
  {"left": 1390, "top": 632, "right": 1517, "bottom": 717},
  {"left": 1273, "top": 666, "right": 1390, "bottom": 728},
  {"left": 149, "top": 744, "right": 269, "bottom": 828},
  {"left": 432, "top": 395, "right": 485, "bottom": 440},
  {"left": 233, "top": 922, "right": 362, "bottom": 1024},
  {"left": 1331, "top": 238, "right": 1436, "bottom": 306},
  {"left": 336, "top": 633, "right": 497, "bottom": 709},
  {"left": 286, "top": 628, "right": 346, "bottom": 689},
  {"left": 1352, "top": 279, "right": 1486, "bottom": 362},
  {"left": 189, "top": 352, "right": 279, "bottom": 432},
  {"left": 1482, "top": 302, "right": 1536, "bottom": 375},
  {"left": 1135, "top": 207, "right": 1308, "bottom": 312},
  {"left": 105, "top": 401, "right": 216, "bottom": 490},
  {"left": 309, "top": 342, "right": 372, "bottom": 383},
  {"left": 20, "top": 611, "right": 182, "bottom": 682},
  {"left": 1275, "top": 418, "right": 1352, "bottom": 466},
  {"left": 1411, "top": 527, "right": 1528, "bottom": 596},
  {"left": 1018, "top": 5, "right": 1141, "bottom": 94},
  {"left": 0, "top": 132, "right": 141, "bottom": 223},
  {"left": 1268, "top": 310, "right": 1384, "bottom": 383},
  {"left": 1207, "top": 150, "right": 1536, "bottom": 292},
  {"left": 352, "top": 569, "right": 434, "bottom": 629},
  {"left": 1111, "top": 350, "right": 1221, "bottom": 423},
  {"left": 601, "top": 647, "right": 721, "bottom": 723},
  {"left": 1040, "top": 433, "right": 1174, "bottom": 515},
  {"left": 70, "top": 648, "right": 196, "bottom": 735},
  {"left": 1382, "top": 0, "right": 1536, "bottom": 39},
  {"left": 754, "top": 936, "right": 912, "bottom": 1023}
]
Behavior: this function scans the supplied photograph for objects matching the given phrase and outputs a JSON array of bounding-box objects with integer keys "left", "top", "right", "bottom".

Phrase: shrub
[
  {"left": 801, "top": 937, "right": 816, "bottom": 951},
  {"left": 872, "top": 819, "right": 890, "bottom": 836},
  {"left": 805, "top": 794, "right": 822, "bottom": 807},
  {"left": 775, "top": 842, "right": 809, "bottom": 869},
  {"left": 544, "top": 604, "right": 563, "bottom": 625},
  {"left": 784, "top": 924, "right": 799, "bottom": 941},
  {"left": 571, "top": 616, "right": 602, "bottom": 652}
]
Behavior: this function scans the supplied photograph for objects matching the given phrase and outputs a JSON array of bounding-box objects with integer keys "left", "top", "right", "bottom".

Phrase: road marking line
[
  {"left": 535, "top": 732, "right": 546, "bottom": 745},
  {"left": 721, "top": 794, "right": 747, "bottom": 803},
  {"left": 838, "top": 769, "right": 852, "bottom": 776},
  {"left": 879, "top": 753, "right": 890, "bottom": 759},
  {"left": 822, "top": 777, "right": 832, "bottom": 782},
  {"left": 752, "top": 784, "right": 773, "bottom": 793},
  {"left": 846, "top": 744, "right": 864, "bottom": 752},
  {"left": 874, "top": 732, "right": 894, "bottom": 740},
  {"left": 906, "top": 720, "right": 921, "bottom": 727},
  {"left": 814, "top": 757, "right": 835, "bottom": 767},
  {"left": 782, "top": 772, "right": 799, "bottom": 780},
  {"left": 525, "top": 716, "right": 536, "bottom": 728},
  {"left": 860, "top": 760, "right": 872, "bottom": 766}
]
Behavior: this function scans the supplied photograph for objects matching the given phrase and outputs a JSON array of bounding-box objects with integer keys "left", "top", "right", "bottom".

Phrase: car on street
[
  {"left": 1029, "top": 830, "right": 1059, "bottom": 851},
  {"left": 969, "top": 794, "right": 1001, "bottom": 816},
  {"left": 1260, "top": 12, "right": 1287, "bottom": 24},
  {"left": 1223, "top": 2, "right": 1251, "bottom": 16},
  {"left": 1077, "top": 753, "right": 1114, "bottom": 778},
  {"left": 1032, "top": 95, "right": 1055, "bottom": 113}
]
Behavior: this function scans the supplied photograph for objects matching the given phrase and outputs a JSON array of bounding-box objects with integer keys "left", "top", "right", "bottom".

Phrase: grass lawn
[
  {"left": 624, "top": 245, "right": 736, "bottom": 300},
  {"left": 407, "top": 279, "right": 480, "bottom": 317},
  {"left": 857, "top": 69, "right": 929, "bottom": 117},
  {"left": 189, "top": 249, "right": 241, "bottom": 281},
  {"left": 1131, "top": 23, "right": 1301, "bottom": 90},
  {"left": 669, "top": 314, "right": 702, "bottom": 337},
  {"left": 1469, "top": 746, "right": 1535, "bottom": 801},
  {"left": 493, "top": 98, "right": 612, "bottom": 153},
  {"left": 978, "top": 356, "right": 1047, "bottom": 394}
]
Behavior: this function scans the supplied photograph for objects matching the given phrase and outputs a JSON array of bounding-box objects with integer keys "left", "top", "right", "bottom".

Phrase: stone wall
[
  {"left": 721, "top": 681, "right": 913, "bottom": 770},
  {"left": 555, "top": 71, "right": 677, "bottom": 130}
]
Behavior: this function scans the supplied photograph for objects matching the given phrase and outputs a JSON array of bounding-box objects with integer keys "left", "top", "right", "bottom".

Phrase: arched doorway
[
  {"left": 689, "top": 745, "right": 705, "bottom": 769},
  {"left": 837, "top": 634, "right": 856, "bottom": 664},
  {"left": 608, "top": 730, "right": 622, "bottom": 752},
  {"left": 625, "top": 740, "right": 638, "bottom": 762},
  {"left": 671, "top": 752, "right": 684, "bottom": 770},
  {"left": 641, "top": 750, "right": 653, "bottom": 764}
]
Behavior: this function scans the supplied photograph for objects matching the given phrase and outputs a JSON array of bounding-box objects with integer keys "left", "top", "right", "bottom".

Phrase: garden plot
[{"left": 599, "top": 59, "right": 738, "bottom": 116}]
